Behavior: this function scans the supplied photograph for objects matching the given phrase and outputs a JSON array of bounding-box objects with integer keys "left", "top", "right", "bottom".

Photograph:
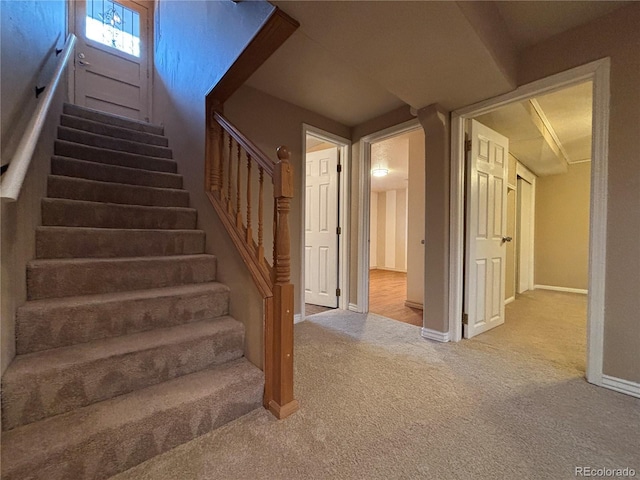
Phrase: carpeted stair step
[
  {"left": 42, "top": 198, "right": 197, "bottom": 229},
  {"left": 1, "top": 358, "right": 263, "bottom": 480},
  {"left": 16, "top": 283, "right": 230, "bottom": 354},
  {"left": 2, "top": 317, "right": 245, "bottom": 430},
  {"left": 27, "top": 254, "right": 217, "bottom": 300},
  {"left": 58, "top": 126, "right": 173, "bottom": 159},
  {"left": 60, "top": 114, "right": 169, "bottom": 147},
  {"left": 47, "top": 175, "right": 190, "bottom": 208},
  {"left": 36, "top": 226, "right": 205, "bottom": 259},
  {"left": 63, "top": 103, "right": 164, "bottom": 136},
  {"left": 51, "top": 156, "right": 183, "bottom": 189},
  {"left": 55, "top": 140, "right": 177, "bottom": 173}
]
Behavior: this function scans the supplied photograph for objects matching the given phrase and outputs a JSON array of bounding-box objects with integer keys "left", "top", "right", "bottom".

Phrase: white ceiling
[
  {"left": 245, "top": 1, "right": 629, "bottom": 128},
  {"left": 371, "top": 134, "right": 410, "bottom": 192},
  {"left": 475, "top": 82, "right": 592, "bottom": 176}
]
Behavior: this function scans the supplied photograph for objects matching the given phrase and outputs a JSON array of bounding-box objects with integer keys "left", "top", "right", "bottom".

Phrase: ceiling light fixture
[{"left": 371, "top": 168, "right": 389, "bottom": 177}]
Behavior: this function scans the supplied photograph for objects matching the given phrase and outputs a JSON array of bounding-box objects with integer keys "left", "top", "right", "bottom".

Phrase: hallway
[{"left": 472, "top": 289, "right": 587, "bottom": 374}]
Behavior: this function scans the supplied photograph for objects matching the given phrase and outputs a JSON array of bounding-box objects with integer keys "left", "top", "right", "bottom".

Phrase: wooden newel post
[{"left": 269, "top": 145, "right": 299, "bottom": 419}]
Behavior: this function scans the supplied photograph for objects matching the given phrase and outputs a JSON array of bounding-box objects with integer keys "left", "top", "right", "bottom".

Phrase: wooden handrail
[
  {"left": 205, "top": 108, "right": 298, "bottom": 419},
  {"left": 1, "top": 33, "right": 76, "bottom": 202}
]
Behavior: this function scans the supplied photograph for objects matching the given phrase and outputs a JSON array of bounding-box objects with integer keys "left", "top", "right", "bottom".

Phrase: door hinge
[
  {"left": 336, "top": 226, "right": 341, "bottom": 235},
  {"left": 336, "top": 288, "right": 341, "bottom": 297},
  {"left": 465, "top": 140, "right": 472, "bottom": 152},
  {"left": 337, "top": 163, "right": 342, "bottom": 173},
  {"left": 462, "top": 313, "right": 469, "bottom": 325}
]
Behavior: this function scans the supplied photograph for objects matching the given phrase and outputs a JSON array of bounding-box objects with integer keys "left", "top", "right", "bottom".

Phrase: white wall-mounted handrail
[{"left": 1, "top": 33, "right": 76, "bottom": 202}]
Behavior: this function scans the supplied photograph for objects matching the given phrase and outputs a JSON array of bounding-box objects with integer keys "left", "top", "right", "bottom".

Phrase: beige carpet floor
[{"left": 113, "top": 290, "right": 639, "bottom": 480}]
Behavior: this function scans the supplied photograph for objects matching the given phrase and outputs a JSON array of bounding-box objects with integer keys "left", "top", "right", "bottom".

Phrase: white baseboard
[
  {"left": 602, "top": 375, "right": 640, "bottom": 398},
  {"left": 421, "top": 327, "right": 450, "bottom": 343},
  {"left": 404, "top": 300, "right": 424, "bottom": 309},
  {"left": 505, "top": 296, "right": 516, "bottom": 305},
  {"left": 348, "top": 303, "right": 360, "bottom": 313},
  {"left": 294, "top": 314, "right": 303, "bottom": 324},
  {"left": 372, "top": 267, "right": 407, "bottom": 273},
  {"left": 535, "top": 284, "right": 588, "bottom": 295}
]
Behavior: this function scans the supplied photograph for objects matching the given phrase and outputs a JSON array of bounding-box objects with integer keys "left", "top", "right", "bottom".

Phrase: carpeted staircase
[{"left": 1, "top": 104, "right": 264, "bottom": 480}]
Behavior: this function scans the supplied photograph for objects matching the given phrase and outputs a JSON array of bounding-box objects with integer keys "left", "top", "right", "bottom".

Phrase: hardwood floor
[{"left": 369, "top": 269, "right": 423, "bottom": 327}]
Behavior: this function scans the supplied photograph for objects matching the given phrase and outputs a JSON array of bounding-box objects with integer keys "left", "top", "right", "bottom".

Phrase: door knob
[
  {"left": 502, "top": 236, "right": 512, "bottom": 243},
  {"left": 78, "top": 60, "right": 91, "bottom": 66}
]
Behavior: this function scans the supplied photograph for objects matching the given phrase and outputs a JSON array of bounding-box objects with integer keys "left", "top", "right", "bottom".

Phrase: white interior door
[
  {"left": 464, "top": 120, "right": 509, "bottom": 338},
  {"left": 305, "top": 148, "right": 339, "bottom": 307},
  {"left": 73, "top": 0, "right": 150, "bottom": 120},
  {"left": 517, "top": 177, "right": 533, "bottom": 293}
]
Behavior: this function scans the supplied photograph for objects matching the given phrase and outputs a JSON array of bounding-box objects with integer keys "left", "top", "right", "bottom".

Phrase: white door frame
[
  {"left": 356, "top": 119, "right": 421, "bottom": 313},
  {"left": 516, "top": 162, "right": 536, "bottom": 294},
  {"left": 449, "top": 58, "right": 610, "bottom": 386},
  {"left": 66, "top": 0, "right": 153, "bottom": 120},
  {"left": 301, "top": 125, "right": 351, "bottom": 320}
]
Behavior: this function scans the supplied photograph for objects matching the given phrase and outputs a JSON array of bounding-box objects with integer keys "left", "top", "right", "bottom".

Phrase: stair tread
[
  {"left": 60, "top": 114, "right": 168, "bottom": 146},
  {"left": 48, "top": 174, "right": 187, "bottom": 195},
  {"left": 63, "top": 103, "right": 164, "bottom": 134},
  {"left": 29, "top": 253, "right": 214, "bottom": 268},
  {"left": 4, "top": 316, "right": 241, "bottom": 379},
  {"left": 43, "top": 197, "right": 196, "bottom": 213},
  {"left": 52, "top": 155, "right": 182, "bottom": 183},
  {"left": 55, "top": 140, "right": 177, "bottom": 173},
  {"left": 58, "top": 126, "right": 173, "bottom": 158},
  {"left": 1, "top": 358, "right": 263, "bottom": 469},
  {"left": 18, "top": 282, "right": 229, "bottom": 311}
]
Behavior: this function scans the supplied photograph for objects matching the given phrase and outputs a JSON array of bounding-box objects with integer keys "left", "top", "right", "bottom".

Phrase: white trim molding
[
  {"left": 357, "top": 119, "right": 421, "bottom": 313},
  {"left": 348, "top": 303, "right": 360, "bottom": 313},
  {"left": 449, "top": 58, "right": 610, "bottom": 388},
  {"left": 301, "top": 124, "right": 351, "bottom": 314},
  {"left": 535, "top": 285, "right": 588, "bottom": 295},
  {"left": 294, "top": 314, "right": 303, "bottom": 324},
  {"left": 602, "top": 375, "right": 640, "bottom": 399},
  {"left": 505, "top": 296, "right": 516, "bottom": 305},
  {"left": 421, "top": 328, "right": 450, "bottom": 343}
]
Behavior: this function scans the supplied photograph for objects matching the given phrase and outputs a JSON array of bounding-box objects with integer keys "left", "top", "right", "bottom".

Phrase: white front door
[
  {"left": 464, "top": 120, "right": 509, "bottom": 338},
  {"left": 73, "top": 0, "right": 150, "bottom": 120},
  {"left": 305, "top": 148, "right": 339, "bottom": 308},
  {"left": 517, "top": 177, "right": 533, "bottom": 293}
]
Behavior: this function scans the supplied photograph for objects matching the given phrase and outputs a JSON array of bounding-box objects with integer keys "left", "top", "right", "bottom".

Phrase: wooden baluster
[
  {"left": 246, "top": 155, "right": 253, "bottom": 244},
  {"left": 217, "top": 125, "right": 226, "bottom": 199},
  {"left": 213, "top": 123, "right": 223, "bottom": 195},
  {"left": 227, "top": 135, "right": 233, "bottom": 213},
  {"left": 269, "top": 145, "right": 298, "bottom": 419},
  {"left": 257, "top": 166, "right": 264, "bottom": 263},
  {"left": 205, "top": 103, "right": 213, "bottom": 192},
  {"left": 236, "top": 143, "right": 242, "bottom": 227}
]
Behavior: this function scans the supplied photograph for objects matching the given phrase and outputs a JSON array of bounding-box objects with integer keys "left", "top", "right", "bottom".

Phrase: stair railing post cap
[{"left": 277, "top": 146, "right": 290, "bottom": 162}]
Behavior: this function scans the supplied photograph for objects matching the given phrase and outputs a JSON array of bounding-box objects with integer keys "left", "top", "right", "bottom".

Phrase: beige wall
[
  {"left": 152, "top": 0, "right": 274, "bottom": 367},
  {"left": 407, "top": 129, "right": 426, "bottom": 306},
  {"left": 1, "top": 0, "right": 68, "bottom": 376},
  {"left": 519, "top": 4, "right": 640, "bottom": 383},
  {"left": 370, "top": 189, "right": 407, "bottom": 271},
  {"left": 224, "top": 85, "right": 351, "bottom": 316},
  {"left": 535, "top": 162, "right": 591, "bottom": 290}
]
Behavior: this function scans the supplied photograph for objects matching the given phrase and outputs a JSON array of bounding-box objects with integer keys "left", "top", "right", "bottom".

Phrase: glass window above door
[{"left": 86, "top": 0, "right": 140, "bottom": 57}]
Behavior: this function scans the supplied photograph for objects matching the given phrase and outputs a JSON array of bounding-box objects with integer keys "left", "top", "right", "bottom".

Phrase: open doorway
[
  {"left": 451, "top": 60, "right": 611, "bottom": 387},
  {"left": 301, "top": 126, "right": 350, "bottom": 320},
  {"left": 367, "top": 130, "right": 424, "bottom": 327},
  {"left": 461, "top": 79, "right": 595, "bottom": 374}
]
